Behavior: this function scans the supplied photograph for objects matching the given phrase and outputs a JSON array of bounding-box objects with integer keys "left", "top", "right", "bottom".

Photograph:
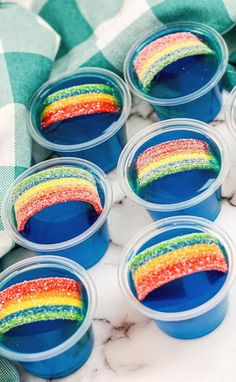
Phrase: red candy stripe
[
  {"left": 42, "top": 101, "right": 119, "bottom": 128},
  {"left": 0, "top": 278, "right": 81, "bottom": 309},
  {"left": 136, "top": 139, "right": 210, "bottom": 171},
  {"left": 133, "top": 32, "right": 200, "bottom": 71},
  {"left": 16, "top": 187, "right": 103, "bottom": 232}
]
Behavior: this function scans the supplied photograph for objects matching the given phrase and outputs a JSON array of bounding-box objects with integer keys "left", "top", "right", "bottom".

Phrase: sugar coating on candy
[
  {"left": 13, "top": 166, "right": 103, "bottom": 232},
  {"left": 133, "top": 32, "right": 213, "bottom": 91},
  {"left": 41, "top": 83, "right": 121, "bottom": 129},
  {"left": 135, "top": 139, "right": 220, "bottom": 189},
  {"left": 129, "top": 232, "right": 228, "bottom": 301},
  {"left": 0, "top": 306, "right": 82, "bottom": 335},
  {"left": 0, "top": 277, "right": 84, "bottom": 335}
]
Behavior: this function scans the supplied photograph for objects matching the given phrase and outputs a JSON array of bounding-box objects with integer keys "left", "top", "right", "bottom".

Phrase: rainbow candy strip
[
  {"left": 13, "top": 166, "right": 103, "bottom": 232},
  {"left": 41, "top": 83, "right": 121, "bottom": 129},
  {"left": 133, "top": 32, "right": 213, "bottom": 91},
  {"left": 0, "top": 277, "right": 84, "bottom": 335},
  {"left": 129, "top": 233, "right": 228, "bottom": 301},
  {"left": 135, "top": 138, "right": 220, "bottom": 189}
]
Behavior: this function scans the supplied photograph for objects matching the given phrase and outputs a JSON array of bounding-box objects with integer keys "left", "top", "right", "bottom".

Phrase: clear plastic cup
[
  {"left": 117, "top": 119, "right": 229, "bottom": 221},
  {"left": 28, "top": 67, "right": 132, "bottom": 173},
  {"left": 0, "top": 256, "right": 97, "bottom": 378},
  {"left": 124, "top": 22, "right": 228, "bottom": 123},
  {"left": 118, "top": 216, "right": 235, "bottom": 339},
  {"left": 226, "top": 86, "right": 236, "bottom": 138},
  {"left": 2, "top": 157, "right": 112, "bottom": 269}
]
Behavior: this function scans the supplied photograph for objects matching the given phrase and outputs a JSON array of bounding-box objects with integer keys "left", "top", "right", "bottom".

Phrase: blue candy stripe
[
  {"left": 142, "top": 44, "right": 213, "bottom": 89},
  {"left": 138, "top": 157, "right": 220, "bottom": 188}
]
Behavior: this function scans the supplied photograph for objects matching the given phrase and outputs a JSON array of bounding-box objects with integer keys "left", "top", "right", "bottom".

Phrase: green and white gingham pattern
[
  {"left": 32, "top": 0, "right": 236, "bottom": 85},
  {"left": 0, "top": 0, "right": 236, "bottom": 258},
  {"left": 0, "top": 3, "right": 59, "bottom": 256}
]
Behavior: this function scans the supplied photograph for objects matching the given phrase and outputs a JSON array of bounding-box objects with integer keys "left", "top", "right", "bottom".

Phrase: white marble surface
[{"left": 3, "top": 92, "right": 236, "bottom": 382}]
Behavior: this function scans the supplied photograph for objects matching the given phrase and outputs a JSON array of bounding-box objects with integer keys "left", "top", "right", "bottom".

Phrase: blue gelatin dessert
[
  {"left": 119, "top": 218, "right": 234, "bottom": 339},
  {"left": 0, "top": 258, "right": 96, "bottom": 378},
  {"left": 124, "top": 22, "right": 228, "bottom": 122},
  {"left": 3, "top": 158, "right": 112, "bottom": 269},
  {"left": 118, "top": 120, "right": 228, "bottom": 221},
  {"left": 29, "top": 68, "right": 131, "bottom": 172}
]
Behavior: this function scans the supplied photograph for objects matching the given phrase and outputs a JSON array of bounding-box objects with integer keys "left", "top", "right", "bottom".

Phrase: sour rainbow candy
[
  {"left": 130, "top": 232, "right": 228, "bottom": 301},
  {"left": 133, "top": 32, "right": 213, "bottom": 91},
  {"left": 41, "top": 83, "right": 121, "bottom": 129},
  {"left": 0, "top": 277, "right": 84, "bottom": 335},
  {"left": 13, "top": 166, "right": 103, "bottom": 232},
  {"left": 135, "top": 138, "right": 220, "bottom": 189}
]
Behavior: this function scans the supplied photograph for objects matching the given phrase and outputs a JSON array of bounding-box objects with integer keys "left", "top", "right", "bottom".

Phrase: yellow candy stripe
[{"left": 15, "top": 177, "right": 96, "bottom": 213}]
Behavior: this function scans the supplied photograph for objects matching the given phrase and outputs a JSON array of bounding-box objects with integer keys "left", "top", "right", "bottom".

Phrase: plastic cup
[
  {"left": 124, "top": 22, "right": 228, "bottom": 122},
  {"left": 2, "top": 157, "right": 112, "bottom": 269},
  {"left": 118, "top": 216, "right": 235, "bottom": 339},
  {"left": 226, "top": 86, "right": 236, "bottom": 138},
  {"left": 117, "top": 119, "right": 229, "bottom": 221},
  {"left": 0, "top": 256, "right": 97, "bottom": 378},
  {"left": 28, "top": 67, "right": 131, "bottom": 173}
]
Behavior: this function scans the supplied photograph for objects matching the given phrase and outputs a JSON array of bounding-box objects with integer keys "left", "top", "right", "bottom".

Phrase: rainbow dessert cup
[
  {"left": 124, "top": 22, "right": 228, "bottom": 122},
  {"left": 2, "top": 157, "right": 112, "bottom": 269},
  {"left": 0, "top": 256, "right": 97, "bottom": 378},
  {"left": 119, "top": 216, "right": 235, "bottom": 339},
  {"left": 118, "top": 119, "right": 229, "bottom": 221},
  {"left": 28, "top": 68, "right": 131, "bottom": 173}
]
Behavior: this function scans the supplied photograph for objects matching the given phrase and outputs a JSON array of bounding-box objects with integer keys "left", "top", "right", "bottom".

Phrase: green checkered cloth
[
  {"left": 0, "top": 357, "right": 20, "bottom": 382},
  {"left": 32, "top": 0, "right": 236, "bottom": 85},
  {"left": 0, "top": 0, "right": 236, "bottom": 258},
  {"left": 0, "top": 2, "right": 59, "bottom": 257}
]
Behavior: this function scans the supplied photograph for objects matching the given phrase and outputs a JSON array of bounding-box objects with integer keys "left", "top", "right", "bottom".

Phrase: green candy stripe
[
  {"left": 138, "top": 158, "right": 220, "bottom": 189},
  {"left": 0, "top": 309, "right": 83, "bottom": 335},
  {"left": 42, "top": 83, "right": 121, "bottom": 107},
  {"left": 129, "top": 232, "right": 226, "bottom": 272},
  {"left": 13, "top": 166, "right": 96, "bottom": 201}
]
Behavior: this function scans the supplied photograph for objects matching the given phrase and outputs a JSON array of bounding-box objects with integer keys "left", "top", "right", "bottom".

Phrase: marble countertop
[{"left": 3, "top": 92, "right": 236, "bottom": 382}]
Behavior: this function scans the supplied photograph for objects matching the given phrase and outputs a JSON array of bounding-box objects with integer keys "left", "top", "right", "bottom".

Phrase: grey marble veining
[{"left": 3, "top": 91, "right": 236, "bottom": 382}]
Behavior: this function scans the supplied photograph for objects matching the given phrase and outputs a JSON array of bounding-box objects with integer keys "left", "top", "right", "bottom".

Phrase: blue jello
[
  {"left": 124, "top": 22, "right": 228, "bottom": 123},
  {"left": 20, "top": 199, "right": 110, "bottom": 269},
  {"left": 3, "top": 158, "right": 112, "bottom": 269},
  {"left": 0, "top": 257, "right": 96, "bottom": 379},
  {"left": 129, "top": 130, "right": 221, "bottom": 220},
  {"left": 129, "top": 228, "right": 228, "bottom": 339},
  {"left": 29, "top": 68, "right": 131, "bottom": 173},
  {"left": 119, "top": 217, "right": 234, "bottom": 340},
  {"left": 129, "top": 227, "right": 228, "bottom": 310},
  {"left": 118, "top": 120, "right": 229, "bottom": 221}
]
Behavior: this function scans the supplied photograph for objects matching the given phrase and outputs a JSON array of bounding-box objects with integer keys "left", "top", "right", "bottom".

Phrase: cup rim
[
  {"left": 117, "top": 118, "right": 229, "bottom": 212},
  {"left": 0, "top": 256, "right": 97, "bottom": 362},
  {"left": 124, "top": 21, "right": 228, "bottom": 106},
  {"left": 2, "top": 157, "right": 113, "bottom": 252},
  {"left": 27, "top": 67, "right": 132, "bottom": 152},
  {"left": 225, "top": 85, "right": 236, "bottom": 138},
  {"left": 118, "top": 216, "right": 235, "bottom": 321}
]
